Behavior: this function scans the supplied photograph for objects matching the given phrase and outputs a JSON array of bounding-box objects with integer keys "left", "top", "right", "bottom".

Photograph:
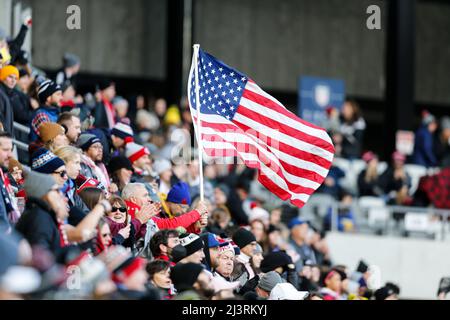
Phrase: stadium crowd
[{"left": 0, "top": 19, "right": 449, "bottom": 301}]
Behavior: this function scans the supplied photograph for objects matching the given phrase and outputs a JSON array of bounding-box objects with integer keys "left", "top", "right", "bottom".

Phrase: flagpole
[{"left": 193, "top": 44, "right": 204, "bottom": 202}]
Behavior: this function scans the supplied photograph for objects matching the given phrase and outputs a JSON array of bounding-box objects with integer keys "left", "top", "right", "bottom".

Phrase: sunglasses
[
  {"left": 112, "top": 206, "right": 127, "bottom": 213},
  {"left": 53, "top": 170, "right": 68, "bottom": 178}
]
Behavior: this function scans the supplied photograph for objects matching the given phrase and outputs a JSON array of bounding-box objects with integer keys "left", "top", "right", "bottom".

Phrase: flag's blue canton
[{"left": 190, "top": 49, "right": 248, "bottom": 121}]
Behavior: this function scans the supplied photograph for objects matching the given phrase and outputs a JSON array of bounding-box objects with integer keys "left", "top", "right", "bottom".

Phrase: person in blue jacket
[{"left": 412, "top": 111, "right": 438, "bottom": 168}]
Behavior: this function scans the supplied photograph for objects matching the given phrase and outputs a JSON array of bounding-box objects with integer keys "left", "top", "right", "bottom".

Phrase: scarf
[
  {"left": 81, "top": 154, "right": 110, "bottom": 190},
  {"left": 0, "top": 168, "right": 20, "bottom": 224},
  {"left": 102, "top": 96, "right": 116, "bottom": 129}
]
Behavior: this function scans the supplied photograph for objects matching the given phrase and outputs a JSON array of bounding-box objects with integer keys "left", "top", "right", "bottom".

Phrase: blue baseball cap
[
  {"left": 288, "top": 217, "right": 307, "bottom": 229},
  {"left": 167, "top": 182, "right": 191, "bottom": 206}
]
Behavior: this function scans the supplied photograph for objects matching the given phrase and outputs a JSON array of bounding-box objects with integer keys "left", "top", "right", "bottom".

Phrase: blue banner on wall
[{"left": 298, "top": 76, "right": 345, "bottom": 127}]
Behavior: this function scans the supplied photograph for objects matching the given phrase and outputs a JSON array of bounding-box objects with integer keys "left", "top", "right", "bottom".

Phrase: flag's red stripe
[
  {"left": 242, "top": 88, "right": 329, "bottom": 132},
  {"left": 236, "top": 104, "right": 335, "bottom": 154}
]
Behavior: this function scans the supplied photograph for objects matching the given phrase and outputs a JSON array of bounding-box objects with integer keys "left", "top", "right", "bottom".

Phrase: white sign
[
  {"left": 396, "top": 130, "right": 415, "bottom": 156},
  {"left": 404, "top": 212, "right": 429, "bottom": 232}
]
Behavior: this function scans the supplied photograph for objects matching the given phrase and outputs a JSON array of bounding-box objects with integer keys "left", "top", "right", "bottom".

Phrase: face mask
[{"left": 170, "top": 244, "right": 187, "bottom": 263}]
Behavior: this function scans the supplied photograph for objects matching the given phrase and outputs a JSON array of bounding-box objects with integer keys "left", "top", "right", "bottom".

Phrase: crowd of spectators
[{"left": 1, "top": 17, "right": 449, "bottom": 301}]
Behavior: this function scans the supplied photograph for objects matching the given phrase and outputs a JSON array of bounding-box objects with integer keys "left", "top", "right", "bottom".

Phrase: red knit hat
[
  {"left": 112, "top": 257, "right": 147, "bottom": 283},
  {"left": 125, "top": 142, "right": 150, "bottom": 164}
]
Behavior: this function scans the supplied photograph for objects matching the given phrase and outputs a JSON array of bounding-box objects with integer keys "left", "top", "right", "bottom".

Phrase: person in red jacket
[{"left": 121, "top": 182, "right": 208, "bottom": 234}]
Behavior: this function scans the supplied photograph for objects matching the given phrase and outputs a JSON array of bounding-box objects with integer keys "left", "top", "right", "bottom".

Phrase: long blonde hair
[{"left": 54, "top": 145, "right": 82, "bottom": 164}]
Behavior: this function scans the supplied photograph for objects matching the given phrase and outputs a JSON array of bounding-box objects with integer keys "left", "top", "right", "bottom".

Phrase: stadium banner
[{"left": 298, "top": 76, "right": 345, "bottom": 127}]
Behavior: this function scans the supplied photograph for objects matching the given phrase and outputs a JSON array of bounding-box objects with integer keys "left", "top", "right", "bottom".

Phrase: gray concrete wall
[
  {"left": 193, "top": 0, "right": 387, "bottom": 99},
  {"left": 327, "top": 232, "right": 450, "bottom": 299},
  {"left": 23, "top": 0, "right": 450, "bottom": 105},
  {"left": 28, "top": 0, "right": 166, "bottom": 79},
  {"left": 0, "top": 0, "right": 12, "bottom": 35},
  {"left": 416, "top": 2, "right": 450, "bottom": 105}
]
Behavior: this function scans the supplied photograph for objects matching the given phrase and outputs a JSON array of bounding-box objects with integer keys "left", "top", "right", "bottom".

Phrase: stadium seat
[
  {"left": 300, "top": 193, "right": 337, "bottom": 226},
  {"left": 357, "top": 196, "right": 388, "bottom": 234}
]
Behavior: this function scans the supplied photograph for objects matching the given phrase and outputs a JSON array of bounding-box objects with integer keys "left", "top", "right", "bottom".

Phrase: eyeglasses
[
  {"left": 112, "top": 206, "right": 127, "bottom": 213},
  {"left": 53, "top": 170, "right": 68, "bottom": 178}
]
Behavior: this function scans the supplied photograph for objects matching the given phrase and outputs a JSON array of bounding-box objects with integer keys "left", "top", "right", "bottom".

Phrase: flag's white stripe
[
  {"left": 201, "top": 127, "right": 324, "bottom": 187},
  {"left": 240, "top": 95, "right": 333, "bottom": 145},
  {"left": 245, "top": 81, "right": 330, "bottom": 137},
  {"left": 233, "top": 112, "right": 334, "bottom": 163},
  {"left": 202, "top": 140, "right": 311, "bottom": 202}
]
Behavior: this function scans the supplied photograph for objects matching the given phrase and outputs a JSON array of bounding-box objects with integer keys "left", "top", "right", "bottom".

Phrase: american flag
[{"left": 188, "top": 49, "right": 335, "bottom": 208}]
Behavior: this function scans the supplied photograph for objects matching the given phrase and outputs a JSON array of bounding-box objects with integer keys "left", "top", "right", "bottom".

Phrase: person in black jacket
[
  {"left": 0, "top": 65, "right": 31, "bottom": 126},
  {"left": 0, "top": 65, "right": 17, "bottom": 135},
  {"left": 15, "top": 171, "right": 65, "bottom": 255},
  {"left": 94, "top": 80, "right": 116, "bottom": 129},
  {"left": 339, "top": 101, "right": 366, "bottom": 159}
]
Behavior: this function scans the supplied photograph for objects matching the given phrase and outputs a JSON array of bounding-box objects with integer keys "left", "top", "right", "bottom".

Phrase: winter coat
[
  {"left": 378, "top": 167, "right": 411, "bottom": 194},
  {"left": 0, "top": 85, "right": 14, "bottom": 136},
  {"left": 0, "top": 83, "right": 31, "bottom": 125},
  {"left": 357, "top": 169, "right": 382, "bottom": 197},
  {"left": 340, "top": 116, "right": 366, "bottom": 159},
  {"left": 412, "top": 125, "right": 438, "bottom": 168},
  {"left": 124, "top": 200, "right": 202, "bottom": 232},
  {"left": 94, "top": 99, "right": 115, "bottom": 129},
  {"left": 15, "top": 197, "right": 61, "bottom": 254},
  {"left": 29, "top": 105, "right": 60, "bottom": 142}
]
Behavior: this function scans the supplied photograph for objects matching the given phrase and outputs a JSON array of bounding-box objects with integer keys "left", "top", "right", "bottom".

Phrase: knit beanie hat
[
  {"left": 37, "top": 79, "right": 62, "bottom": 104},
  {"left": 0, "top": 65, "right": 19, "bottom": 81},
  {"left": 125, "top": 142, "right": 150, "bottom": 164},
  {"left": 258, "top": 271, "right": 284, "bottom": 292},
  {"left": 167, "top": 182, "right": 191, "bottom": 205},
  {"left": 63, "top": 53, "right": 80, "bottom": 68},
  {"left": 31, "top": 148, "right": 65, "bottom": 174},
  {"left": 179, "top": 233, "right": 204, "bottom": 257},
  {"left": 111, "top": 256, "right": 147, "bottom": 284},
  {"left": 111, "top": 122, "right": 134, "bottom": 141},
  {"left": 260, "top": 251, "right": 293, "bottom": 273},
  {"left": 217, "top": 242, "right": 235, "bottom": 256},
  {"left": 164, "top": 105, "right": 181, "bottom": 126},
  {"left": 170, "top": 262, "right": 204, "bottom": 292},
  {"left": 108, "top": 156, "right": 133, "bottom": 174},
  {"left": 98, "top": 79, "right": 114, "bottom": 91},
  {"left": 8, "top": 157, "right": 23, "bottom": 173},
  {"left": 76, "top": 133, "right": 101, "bottom": 151},
  {"left": 24, "top": 170, "right": 58, "bottom": 199},
  {"left": 38, "top": 122, "right": 65, "bottom": 143},
  {"left": 232, "top": 228, "right": 256, "bottom": 249},
  {"left": 152, "top": 158, "right": 171, "bottom": 175}
]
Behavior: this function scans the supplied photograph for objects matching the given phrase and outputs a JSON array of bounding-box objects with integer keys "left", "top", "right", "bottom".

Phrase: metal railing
[
  {"left": 13, "top": 121, "right": 31, "bottom": 163},
  {"left": 303, "top": 200, "right": 450, "bottom": 241}
]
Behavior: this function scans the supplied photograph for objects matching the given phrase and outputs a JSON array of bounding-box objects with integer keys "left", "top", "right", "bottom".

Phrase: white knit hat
[{"left": 125, "top": 142, "right": 150, "bottom": 164}]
